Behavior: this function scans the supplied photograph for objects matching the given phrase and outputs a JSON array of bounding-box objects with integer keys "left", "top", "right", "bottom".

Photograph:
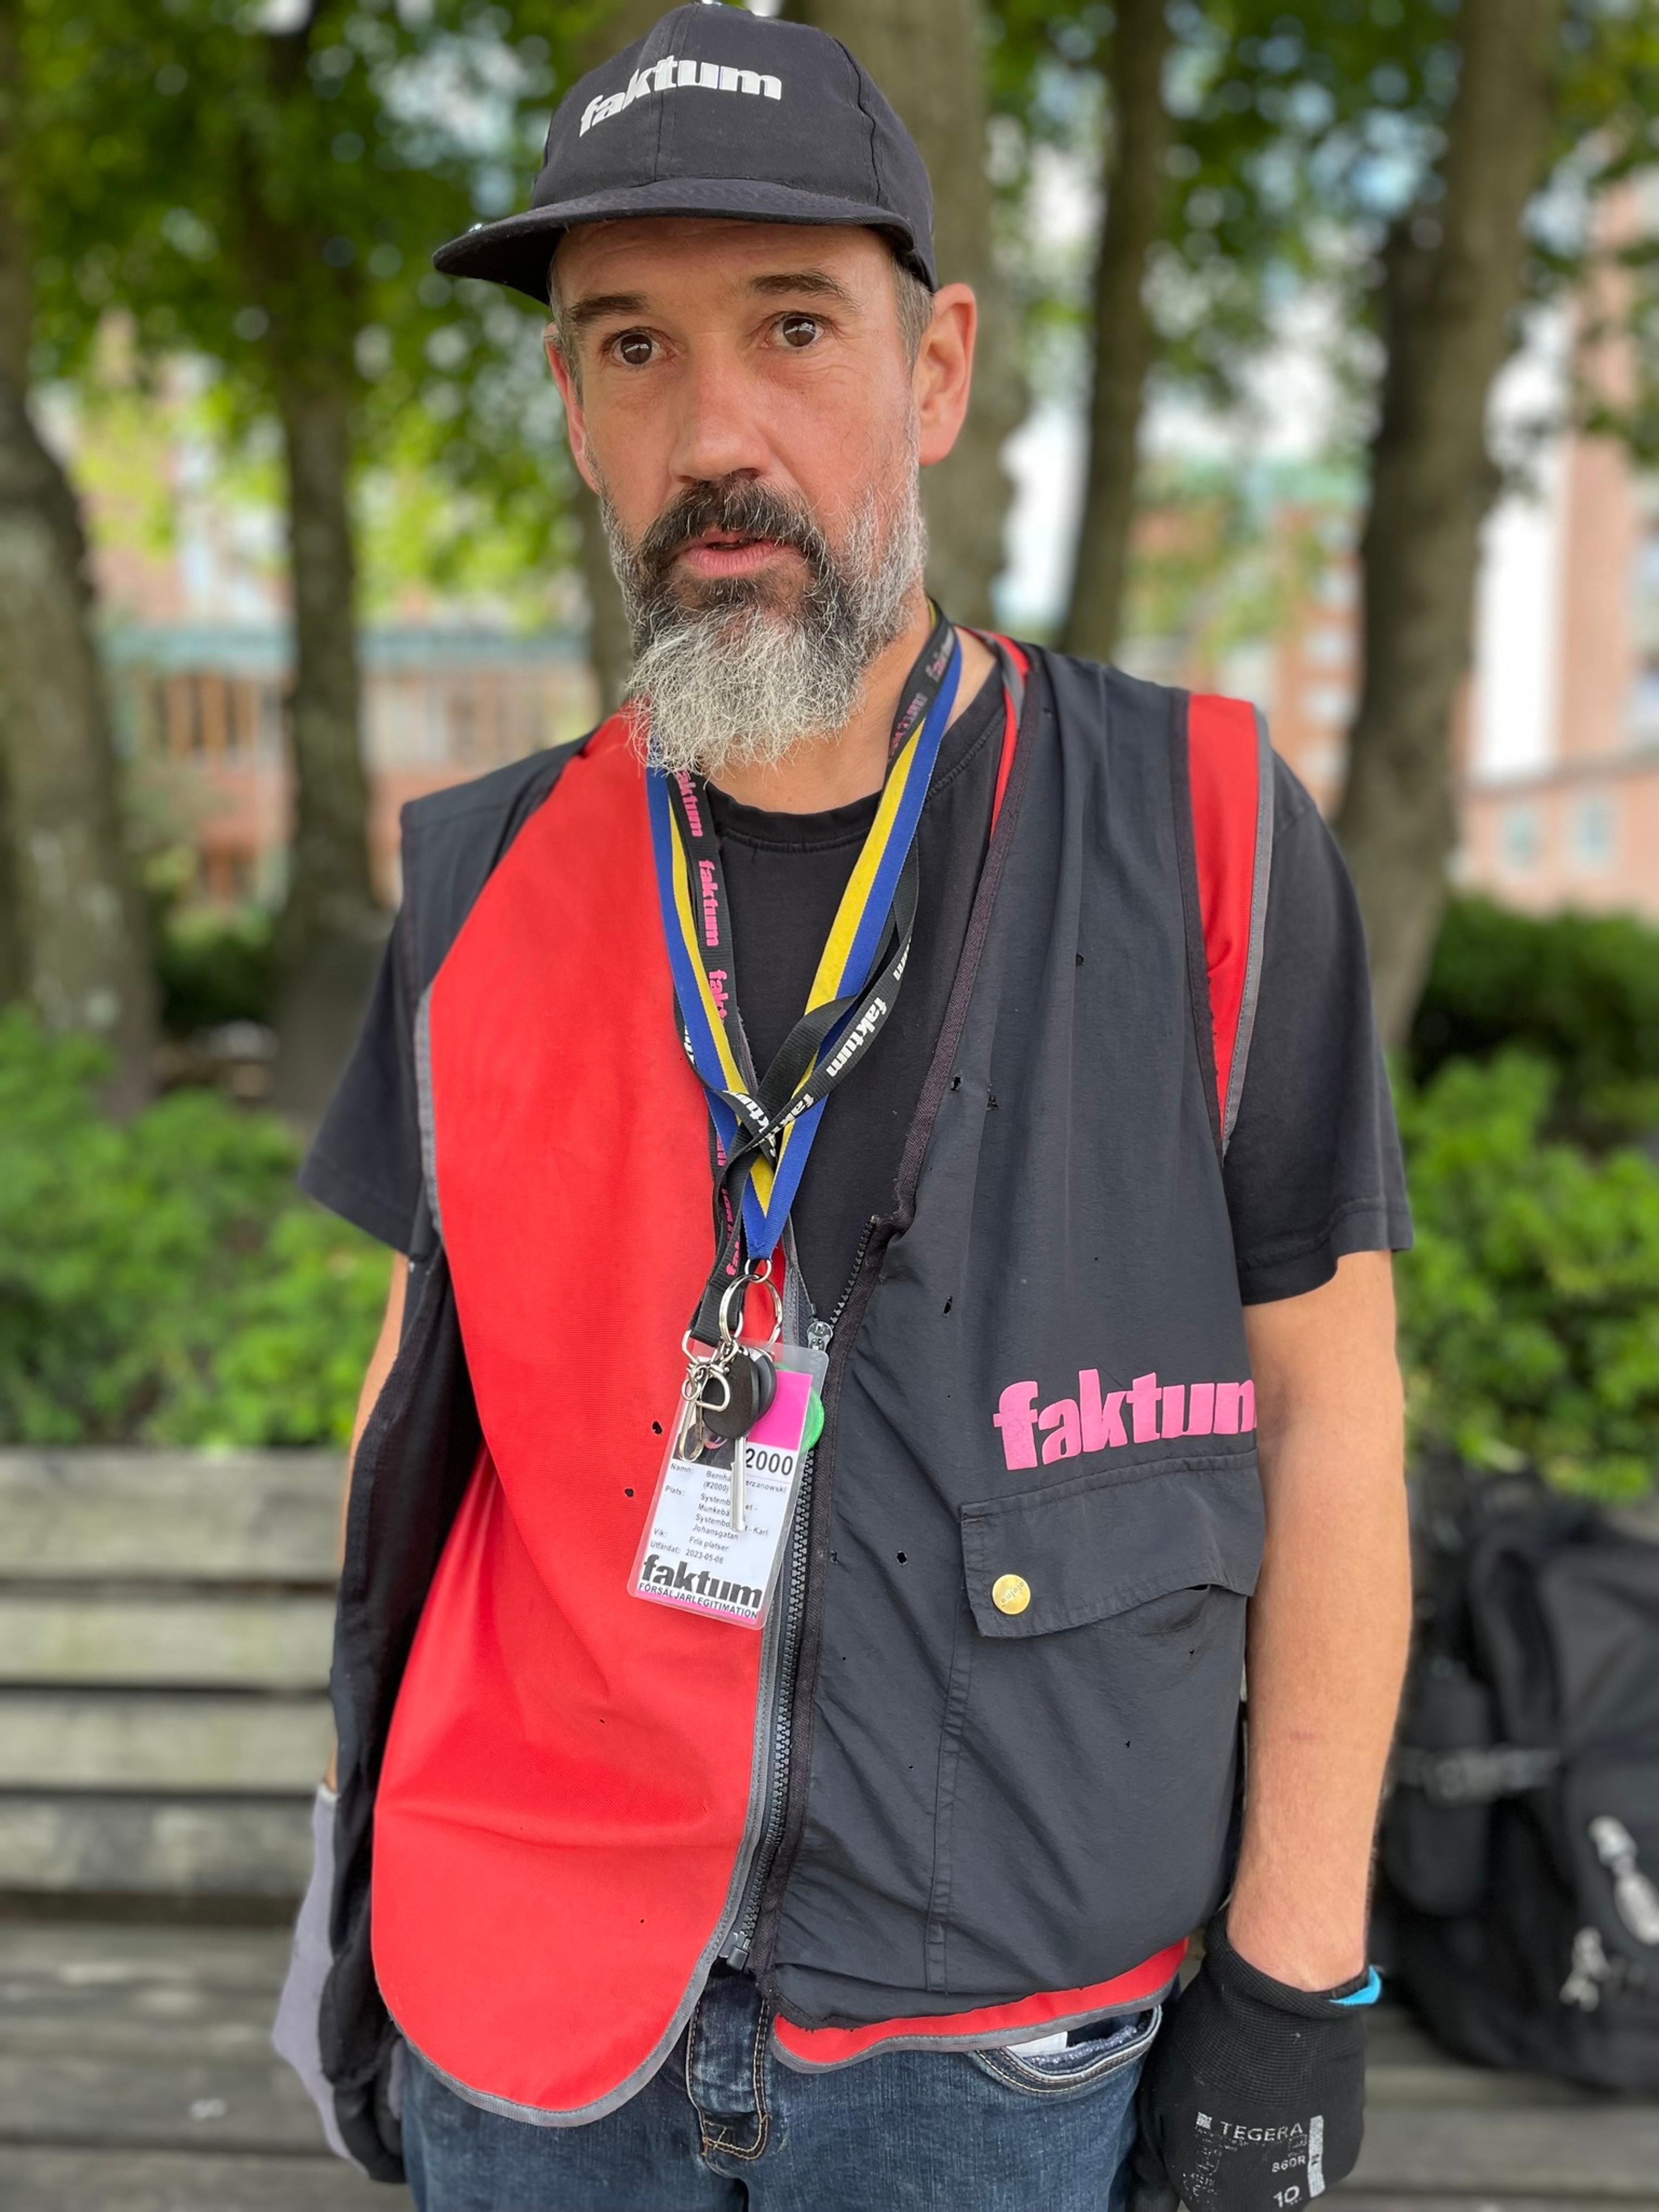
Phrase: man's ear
[
  {"left": 913, "top": 283, "right": 977, "bottom": 470},
  {"left": 544, "top": 328, "right": 601, "bottom": 496}
]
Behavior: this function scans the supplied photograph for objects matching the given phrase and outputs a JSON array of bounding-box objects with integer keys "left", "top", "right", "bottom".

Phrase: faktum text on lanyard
[{"left": 645, "top": 605, "right": 970, "bottom": 1472}]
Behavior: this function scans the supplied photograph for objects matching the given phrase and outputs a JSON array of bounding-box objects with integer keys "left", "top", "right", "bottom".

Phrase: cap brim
[{"left": 432, "top": 178, "right": 935, "bottom": 302}]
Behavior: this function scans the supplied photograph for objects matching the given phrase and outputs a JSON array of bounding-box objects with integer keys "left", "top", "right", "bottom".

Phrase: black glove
[{"left": 1133, "top": 1916, "right": 1376, "bottom": 2212}]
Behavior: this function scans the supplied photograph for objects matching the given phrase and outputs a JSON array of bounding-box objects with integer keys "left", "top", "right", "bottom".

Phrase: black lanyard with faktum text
[{"left": 646, "top": 607, "right": 969, "bottom": 1355}]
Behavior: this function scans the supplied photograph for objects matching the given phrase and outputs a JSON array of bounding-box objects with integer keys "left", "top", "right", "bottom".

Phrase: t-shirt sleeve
[
  {"left": 1221, "top": 756, "right": 1413, "bottom": 1304},
  {"left": 298, "top": 914, "right": 425, "bottom": 1254}
]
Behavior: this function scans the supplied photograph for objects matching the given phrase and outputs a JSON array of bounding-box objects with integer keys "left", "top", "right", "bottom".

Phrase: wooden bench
[
  {"left": 1, "top": 1447, "right": 1655, "bottom": 2209},
  {"left": 0, "top": 1450, "right": 338, "bottom": 1907}
]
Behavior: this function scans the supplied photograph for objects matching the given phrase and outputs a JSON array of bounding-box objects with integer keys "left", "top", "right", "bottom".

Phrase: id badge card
[{"left": 630, "top": 1341, "right": 828, "bottom": 1630}]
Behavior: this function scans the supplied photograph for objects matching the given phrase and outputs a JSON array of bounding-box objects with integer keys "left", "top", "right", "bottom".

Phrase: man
[{"left": 275, "top": 7, "right": 1413, "bottom": 2208}]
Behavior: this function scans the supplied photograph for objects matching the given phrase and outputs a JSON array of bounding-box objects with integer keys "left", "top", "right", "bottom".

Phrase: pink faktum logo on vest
[{"left": 992, "top": 1370, "right": 1256, "bottom": 1471}]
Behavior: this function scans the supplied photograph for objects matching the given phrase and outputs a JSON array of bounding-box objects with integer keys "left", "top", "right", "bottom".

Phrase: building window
[
  {"left": 1303, "top": 624, "right": 1351, "bottom": 668},
  {"left": 1299, "top": 742, "right": 1345, "bottom": 788},
  {"left": 1570, "top": 792, "right": 1616, "bottom": 873},
  {"left": 1631, "top": 665, "right": 1659, "bottom": 744},
  {"left": 1635, "top": 531, "right": 1659, "bottom": 653},
  {"left": 1301, "top": 684, "right": 1354, "bottom": 728},
  {"left": 1500, "top": 803, "right": 1543, "bottom": 874}
]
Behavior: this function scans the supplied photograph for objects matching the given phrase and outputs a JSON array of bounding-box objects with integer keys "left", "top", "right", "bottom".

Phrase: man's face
[
  {"left": 544, "top": 220, "right": 973, "bottom": 774},
  {"left": 550, "top": 221, "right": 921, "bottom": 600}
]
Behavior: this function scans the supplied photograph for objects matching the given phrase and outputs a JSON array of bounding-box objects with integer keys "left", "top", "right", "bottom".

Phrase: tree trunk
[
  {"left": 235, "top": 13, "right": 381, "bottom": 1119},
  {"left": 0, "top": 0, "right": 156, "bottom": 1103},
  {"left": 790, "top": 0, "right": 1023, "bottom": 625},
  {"left": 1334, "top": 0, "right": 1564, "bottom": 1048},
  {"left": 267, "top": 362, "right": 383, "bottom": 1116},
  {"left": 1060, "top": 0, "right": 1172, "bottom": 663},
  {"left": 0, "top": 0, "right": 22, "bottom": 1010}
]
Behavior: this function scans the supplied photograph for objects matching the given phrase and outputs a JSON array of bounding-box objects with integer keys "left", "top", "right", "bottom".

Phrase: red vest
[{"left": 367, "top": 677, "right": 1270, "bottom": 2118}]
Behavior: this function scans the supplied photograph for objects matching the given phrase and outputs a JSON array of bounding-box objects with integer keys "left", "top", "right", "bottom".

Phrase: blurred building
[
  {"left": 1262, "top": 466, "right": 1657, "bottom": 928},
  {"left": 1107, "top": 426, "right": 1659, "bottom": 927},
  {"left": 1003, "top": 176, "right": 1659, "bottom": 927},
  {"left": 107, "top": 623, "right": 595, "bottom": 905},
  {"left": 71, "top": 366, "right": 597, "bottom": 909},
  {"left": 80, "top": 275, "right": 1656, "bottom": 923}
]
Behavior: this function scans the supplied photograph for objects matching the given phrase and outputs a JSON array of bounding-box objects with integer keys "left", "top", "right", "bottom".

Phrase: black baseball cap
[{"left": 432, "top": 3, "right": 937, "bottom": 303}]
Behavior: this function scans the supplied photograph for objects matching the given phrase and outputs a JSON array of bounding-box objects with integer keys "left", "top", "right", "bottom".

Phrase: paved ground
[{"left": 1, "top": 1920, "right": 1656, "bottom": 2211}]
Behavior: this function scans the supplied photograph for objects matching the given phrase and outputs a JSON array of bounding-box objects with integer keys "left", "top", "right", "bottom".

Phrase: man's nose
[{"left": 666, "top": 345, "right": 772, "bottom": 488}]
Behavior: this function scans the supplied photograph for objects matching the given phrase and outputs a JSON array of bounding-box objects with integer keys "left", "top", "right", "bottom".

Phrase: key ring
[{"left": 718, "top": 1267, "right": 782, "bottom": 1348}]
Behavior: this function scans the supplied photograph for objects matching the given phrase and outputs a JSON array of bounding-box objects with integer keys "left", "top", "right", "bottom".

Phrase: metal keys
[
  {"left": 699, "top": 1347, "right": 777, "bottom": 1441},
  {"left": 676, "top": 1265, "right": 783, "bottom": 1530}
]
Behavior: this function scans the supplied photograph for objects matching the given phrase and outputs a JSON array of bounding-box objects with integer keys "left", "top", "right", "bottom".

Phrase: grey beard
[{"left": 601, "top": 477, "right": 928, "bottom": 781}]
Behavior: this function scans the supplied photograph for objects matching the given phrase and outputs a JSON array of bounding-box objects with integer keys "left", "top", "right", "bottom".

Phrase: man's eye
[
  {"left": 613, "top": 331, "right": 655, "bottom": 367},
  {"left": 778, "top": 315, "right": 821, "bottom": 350}
]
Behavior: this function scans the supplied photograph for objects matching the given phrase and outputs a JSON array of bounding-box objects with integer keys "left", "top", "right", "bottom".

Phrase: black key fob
[{"left": 699, "top": 1348, "right": 778, "bottom": 1442}]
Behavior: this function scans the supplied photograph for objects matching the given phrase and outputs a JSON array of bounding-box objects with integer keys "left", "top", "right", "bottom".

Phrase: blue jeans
[{"left": 404, "top": 1970, "right": 1156, "bottom": 2210}]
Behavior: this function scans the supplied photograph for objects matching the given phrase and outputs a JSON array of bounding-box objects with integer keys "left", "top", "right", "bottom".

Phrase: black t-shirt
[
  {"left": 302, "top": 677, "right": 1411, "bottom": 1306},
  {"left": 699, "top": 671, "right": 1004, "bottom": 1314}
]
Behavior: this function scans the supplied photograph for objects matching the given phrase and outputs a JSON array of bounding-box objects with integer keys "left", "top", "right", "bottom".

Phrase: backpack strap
[{"left": 1174, "top": 693, "right": 1274, "bottom": 1157}]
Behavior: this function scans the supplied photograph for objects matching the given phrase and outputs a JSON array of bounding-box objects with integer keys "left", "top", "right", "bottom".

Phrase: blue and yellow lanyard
[{"left": 647, "top": 610, "right": 965, "bottom": 1341}]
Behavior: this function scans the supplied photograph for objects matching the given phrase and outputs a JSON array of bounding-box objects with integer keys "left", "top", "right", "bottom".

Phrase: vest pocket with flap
[{"left": 926, "top": 1450, "right": 1262, "bottom": 1999}]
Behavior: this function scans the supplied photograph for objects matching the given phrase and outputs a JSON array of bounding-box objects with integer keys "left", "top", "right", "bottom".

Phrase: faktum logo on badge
[
  {"left": 639, "top": 1555, "right": 762, "bottom": 1618},
  {"left": 581, "top": 54, "right": 783, "bottom": 135}
]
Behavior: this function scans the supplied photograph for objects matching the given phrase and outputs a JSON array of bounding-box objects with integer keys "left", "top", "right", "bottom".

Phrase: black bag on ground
[{"left": 1378, "top": 1461, "right": 1659, "bottom": 2091}]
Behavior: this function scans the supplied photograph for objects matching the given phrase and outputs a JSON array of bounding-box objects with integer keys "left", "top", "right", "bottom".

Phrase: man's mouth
[{"left": 675, "top": 530, "right": 801, "bottom": 580}]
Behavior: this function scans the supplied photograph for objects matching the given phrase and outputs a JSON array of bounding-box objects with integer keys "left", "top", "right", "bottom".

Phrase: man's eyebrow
[
  {"left": 746, "top": 269, "right": 857, "bottom": 307},
  {"left": 562, "top": 268, "right": 857, "bottom": 336},
  {"left": 563, "top": 290, "right": 650, "bottom": 336}
]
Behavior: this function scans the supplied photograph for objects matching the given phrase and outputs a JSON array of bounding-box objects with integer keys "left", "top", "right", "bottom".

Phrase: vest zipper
[
  {"left": 825, "top": 1216, "right": 880, "bottom": 1338},
  {"left": 721, "top": 1445, "right": 814, "bottom": 1970},
  {"left": 743, "top": 1217, "right": 893, "bottom": 1978},
  {"left": 719, "top": 1216, "right": 877, "bottom": 1967},
  {"left": 744, "top": 669, "right": 1043, "bottom": 1991}
]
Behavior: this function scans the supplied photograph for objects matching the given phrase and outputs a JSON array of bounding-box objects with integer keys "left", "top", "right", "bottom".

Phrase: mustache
[{"left": 632, "top": 477, "right": 835, "bottom": 588}]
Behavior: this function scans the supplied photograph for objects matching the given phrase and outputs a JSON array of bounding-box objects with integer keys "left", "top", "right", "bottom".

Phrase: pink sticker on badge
[{"left": 749, "top": 1367, "right": 811, "bottom": 1451}]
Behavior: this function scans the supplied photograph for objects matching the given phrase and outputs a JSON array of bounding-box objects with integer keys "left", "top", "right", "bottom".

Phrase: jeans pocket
[{"left": 968, "top": 2005, "right": 1161, "bottom": 2098}]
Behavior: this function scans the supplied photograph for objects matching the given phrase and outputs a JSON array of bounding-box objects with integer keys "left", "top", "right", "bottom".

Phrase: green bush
[
  {"left": 1396, "top": 1051, "right": 1659, "bottom": 1500},
  {"left": 0, "top": 1010, "right": 388, "bottom": 1446},
  {"left": 157, "top": 905, "right": 276, "bottom": 1037},
  {"left": 6, "top": 1001, "right": 1657, "bottom": 1497},
  {"left": 1411, "top": 898, "right": 1659, "bottom": 1140}
]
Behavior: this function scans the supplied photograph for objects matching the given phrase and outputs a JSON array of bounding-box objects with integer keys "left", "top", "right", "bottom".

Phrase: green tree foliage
[
  {"left": 0, "top": 1008, "right": 384, "bottom": 1445},
  {"left": 989, "top": 0, "right": 1659, "bottom": 1042},
  {"left": 1397, "top": 1052, "right": 1659, "bottom": 1500},
  {"left": 1411, "top": 896, "right": 1659, "bottom": 1141},
  {"left": 25, "top": 2, "right": 571, "bottom": 526},
  {"left": 20, "top": 0, "right": 587, "bottom": 1100}
]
